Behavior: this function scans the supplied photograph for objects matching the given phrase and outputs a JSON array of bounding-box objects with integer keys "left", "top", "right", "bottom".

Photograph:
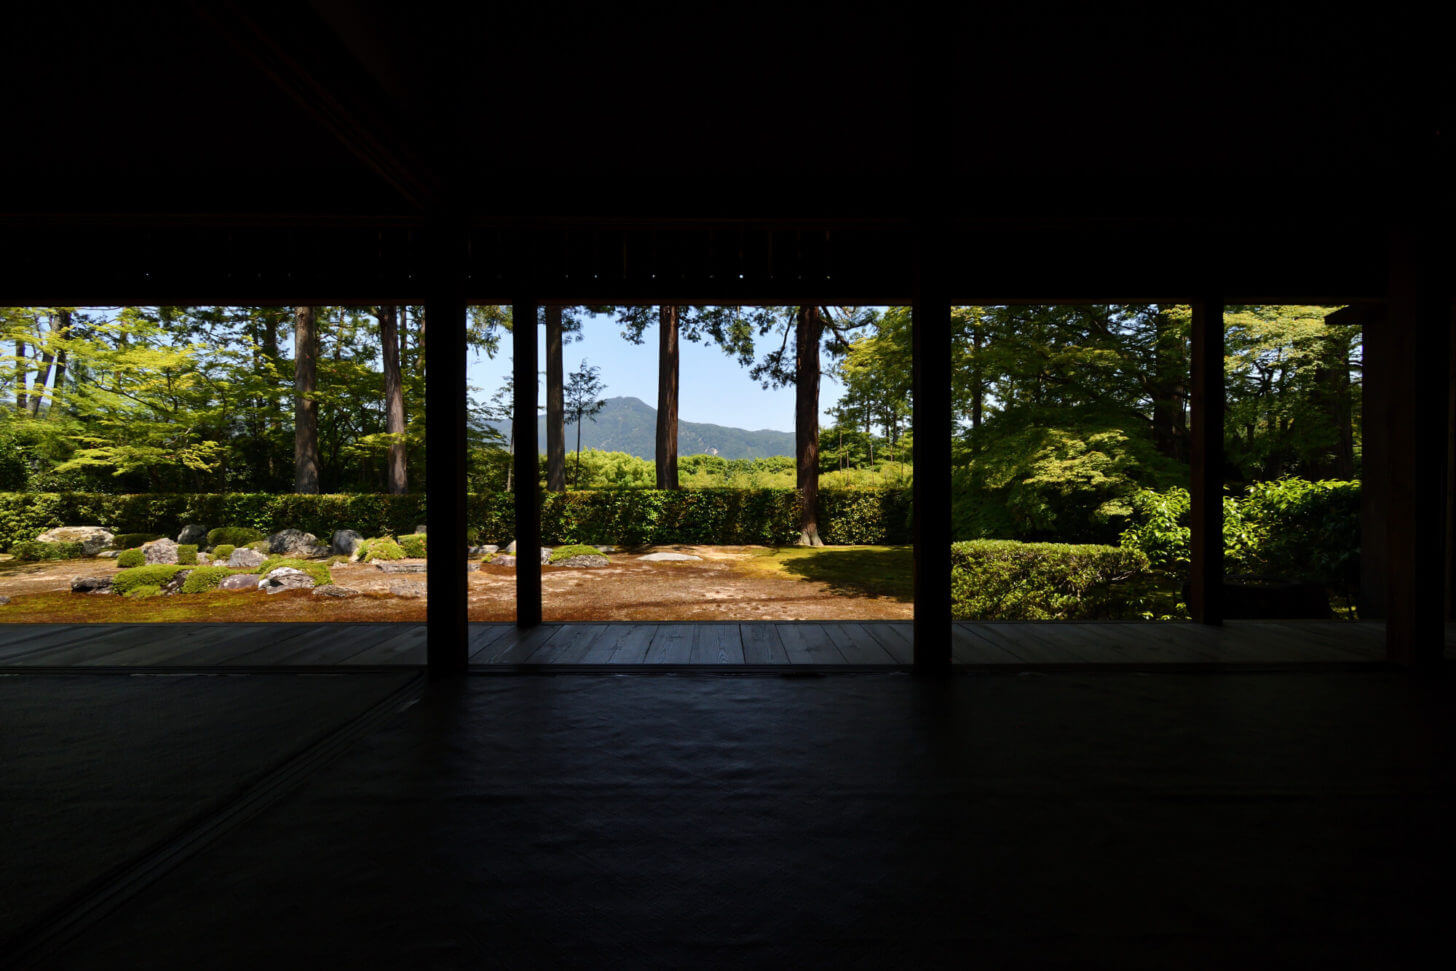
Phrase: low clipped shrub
[
  {"left": 177, "top": 543, "right": 198, "bottom": 565},
  {"left": 549, "top": 544, "right": 604, "bottom": 563},
  {"left": 116, "top": 549, "right": 146, "bottom": 568},
  {"left": 10, "top": 540, "right": 87, "bottom": 562},
  {"left": 360, "top": 537, "right": 404, "bottom": 562},
  {"left": 398, "top": 533, "right": 427, "bottom": 558},
  {"left": 206, "top": 526, "right": 265, "bottom": 549},
  {"left": 212, "top": 544, "right": 236, "bottom": 560},
  {"left": 179, "top": 566, "right": 233, "bottom": 594},
  {"left": 112, "top": 532, "right": 163, "bottom": 550},
  {"left": 950, "top": 540, "right": 1152, "bottom": 621},
  {"left": 112, "top": 564, "right": 188, "bottom": 596},
  {"left": 256, "top": 557, "right": 332, "bottom": 586}
]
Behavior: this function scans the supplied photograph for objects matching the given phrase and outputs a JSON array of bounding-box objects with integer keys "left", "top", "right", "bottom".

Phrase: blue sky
[{"left": 466, "top": 311, "right": 847, "bottom": 433}]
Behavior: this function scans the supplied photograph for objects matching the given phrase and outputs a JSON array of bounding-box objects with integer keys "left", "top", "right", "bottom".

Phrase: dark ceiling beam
[{"left": 190, "top": 1, "right": 438, "bottom": 210}]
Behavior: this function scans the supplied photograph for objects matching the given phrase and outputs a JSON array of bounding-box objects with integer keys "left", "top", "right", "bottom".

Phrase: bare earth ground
[{"left": 0, "top": 546, "right": 914, "bottom": 623}]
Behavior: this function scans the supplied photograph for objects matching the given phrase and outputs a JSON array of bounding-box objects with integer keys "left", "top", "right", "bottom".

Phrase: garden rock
[
  {"left": 466, "top": 562, "right": 480, "bottom": 573},
  {"left": 638, "top": 552, "right": 702, "bottom": 562},
  {"left": 38, "top": 526, "right": 115, "bottom": 556},
  {"left": 161, "top": 569, "right": 193, "bottom": 594},
  {"left": 196, "top": 552, "right": 212, "bottom": 565},
  {"left": 470, "top": 545, "right": 499, "bottom": 556},
  {"left": 388, "top": 580, "right": 426, "bottom": 598},
  {"left": 227, "top": 547, "right": 268, "bottom": 569},
  {"left": 268, "top": 529, "right": 319, "bottom": 556},
  {"left": 505, "top": 540, "right": 516, "bottom": 554},
  {"left": 143, "top": 538, "right": 180, "bottom": 565},
  {"left": 97, "top": 550, "right": 119, "bottom": 559},
  {"left": 217, "top": 573, "right": 260, "bottom": 591},
  {"left": 259, "top": 567, "right": 315, "bottom": 593},
  {"left": 312, "top": 584, "right": 359, "bottom": 598},
  {"left": 331, "top": 529, "right": 363, "bottom": 556},
  {"left": 491, "top": 555, "right": 516, "bottom": 568},
  {"left": 177, "top": 524, "right": 208, "bottom": 546},
  {"left": 596, "top": 545, "right": 617, "bottom": 553},
  {"left": 0, "top": 595, "right": 10, "bottom": 605},
  {"left": 415, "top": 524, "right": 427, "bottom": 534},
  {"left": 374, "top": 562, "right": 427, "bottom": 573},
  {"left": 70, "top": 576, "right": 114, "bottom": 594},
  {"left": 552, "top": 554, "right": 610, "bottom": 568},
  {"left": 541, "top": 548, "right": 553, "bottom": 564}
]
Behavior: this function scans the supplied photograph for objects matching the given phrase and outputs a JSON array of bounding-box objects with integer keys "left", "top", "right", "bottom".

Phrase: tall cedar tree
[
  {"left": 378, "top": 305, "right": 408, "bottom": 493},
  {"left": 293, "top": 306, "right": 321, "bottom": 492}
]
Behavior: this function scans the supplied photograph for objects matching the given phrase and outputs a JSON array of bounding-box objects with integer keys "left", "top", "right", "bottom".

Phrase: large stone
[
  {"left": 491, "top": 555, "right": 516, "bottom": 568},
  {"left": 551, "top": 554, "right": 610, "bottom": 568},
  {"left": 161, "top": 569, "right": 192, "bottom": 594},
  {"left": 217, "top": 573, "right": 260, "bottom": 591},
  {"left": 0, "top": 595, "right": 10, "bottom": 605},
  {"left": 312, "top": 584, "right": 359, "bottom": 598},
  {"left": 195, "top": 552, "right": 212, "bottom": 565},
  {"left": 637, "top": 551, "right": 702, "bottom": 562},
  {"left": 331, "top": 529, "right": 363, "bottom": 556},
  {"left": 470, "top": 545, "right": 499, "bottom": 557},
  {"left": 374, "top": 562, "right": 427, "bottom": 574},
  {"left": 70, "top": 575, "right": 114, "bottom": 594},
  {"left": 267, "top": 529, "right": 320, "bottom": 556},
  {"left": 37, "top": 526, "right": 115, "bottom": 556},
  {"left": 387, "top": 580, "right": 426, "bottom": 598},
  {"left": 505, "top": 540, "right": 516, "bottom": 554},
  {"left": 227, "top": 547, "right": 268, "bottom": 569},
  {"left": 176, "top": 524, "right": 208, "bottom": 546},
  {"left": 414, "top": 524, "right": 427, "bottom": 535},
  {"left": 142, "top": 538, "right": 180, "bottom": 565},
  {"left": 259, "top": 566, "right": 315, "bottom": 594}
]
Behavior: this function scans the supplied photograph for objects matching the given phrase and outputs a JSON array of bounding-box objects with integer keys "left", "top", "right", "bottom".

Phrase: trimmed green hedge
[
  {"left": 10, "top": 540, "right": 87, "bottom": 562},
  {"left": 212, "top": 544, "right": 236, "bottom": 560},
  {"left": 951, "top": 540, "right": 1152, "bottom": 621},
  {"left": 113, "top": 565, "right": 188, "bottom": 595},
  {"left": 112, "top": 532, "right": 163, "bottom": 550},
  {"left": 206, "top": 526, "right": 264, "bottom": 549},
  {"left": 177, "top": 544, "right": 198, "bottom": 565},
  {"left": 0, "top": 489, "right": 912, "bottom": 552},
  {"left": 399, "top": 533, "right": 427, "bottom": 558},
  {"left": 360, "top": 537, "right": 404, "bottom": 562},
  {"left": 116, "top": 549, "right": 145, "bottom": 568}
]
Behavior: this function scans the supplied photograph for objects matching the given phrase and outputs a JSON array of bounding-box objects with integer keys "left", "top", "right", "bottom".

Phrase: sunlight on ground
[{"left": 738, "top": 546, "right": 914, "bottom": 602}]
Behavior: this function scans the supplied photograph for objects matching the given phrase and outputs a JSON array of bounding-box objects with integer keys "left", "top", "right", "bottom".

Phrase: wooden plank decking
[{"left": 0, "top": 620, "right": 1442, "bottom": 669}]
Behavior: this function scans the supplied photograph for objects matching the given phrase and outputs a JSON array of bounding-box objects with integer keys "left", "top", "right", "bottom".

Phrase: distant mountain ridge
[{"left": 490, "top": 396, "right": 795, "bottom": 460}]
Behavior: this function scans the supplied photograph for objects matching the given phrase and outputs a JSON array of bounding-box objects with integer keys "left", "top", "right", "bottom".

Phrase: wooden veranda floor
[{"left": 0, "top": 620, "right": 1437, "bottom": 670}]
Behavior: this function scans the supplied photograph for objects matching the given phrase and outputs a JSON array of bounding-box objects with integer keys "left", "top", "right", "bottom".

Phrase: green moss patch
[
  {"left": 256, "top": 557, "right": 332, "bottom": 586},
  {"left": 112, "top": 565, "right": 188, "bottom": 596},
  {"left": 116, "top": 549, "right": 145, "bottom": 568},
  {"left": 549, "top": 544, "right": 606, "bottom": 563},
  {"left": 179, "top": 566, "right": 234, "bottom": 594}
]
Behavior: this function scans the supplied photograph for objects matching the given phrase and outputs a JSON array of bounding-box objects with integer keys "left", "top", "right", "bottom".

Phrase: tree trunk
[
  {"left": 14, "top": 339, "right": 26, "bottom": 412},
  {"left": 28, "top": 310, "right": 69, "bottom": 417},
  {"left": 1149, "top": 309, "right": 1188, "bottom": 461},
  {"left": 262, "top": 310, "right": 281, "bottom": 483},
  {"left": 794, "top": 306, "right": 824, "bottom": 546},
  {"left": 293, "top": 306, "right": 321, "bottom": 493},
  {"left": 656, "top": 305, "right": 680, "bottom": 489},
  {"left": 971, "top": 319, "right": 983, "bottom": 430},
  {"left": 545, "top": 307, "right": 566, "bottom": 491},
  {"left": 379, "top": 305, "right": 408, "bottom": 494},
  {"left": 574, "top": 417, "right": 583, "bottom": 488}
]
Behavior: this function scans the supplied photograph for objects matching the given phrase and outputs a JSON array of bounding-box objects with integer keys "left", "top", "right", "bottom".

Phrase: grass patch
[
  {"left": 256, "top": 557, "right": 332, "bottom": 585},
  {"left": 739, "top": 545, "right": 913, "bottom": 602},
  {"left": 549, "top": 544, "right": 605, "bottom": 563}
]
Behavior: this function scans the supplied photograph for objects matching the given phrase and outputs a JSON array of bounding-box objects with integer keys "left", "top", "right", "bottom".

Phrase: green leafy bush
[
  {"left": 116, "top": 549, "right": 146, "bottom": 568},
  {"left": 180, "top": 566, "right": 234, "bottom": 594},
  {"left": 256, "top": 557, "right": 332, "bottom": 586},
  {"left": 399, "top": 533, "right": 427, "bottom": 558},
  {"left": 112, "top": 565, "right": 188, "bottom": 595},
  {"left": 212, "top": 544, "right": 236, "bottom": 560},
  {"left": 10, "top": 540, "right": 87, "bottom": 562},
  {"left": 360, "top": 538, "right": 404, "bottom": 562},
  {"left": 177, "top": 543, "right": 198, "bottom": 565},
  {"left": 206, "top": 526, "right": 264, "bottom": 549},
  {"left": 112, "top": 532, "right": 163, "bottom": 550},
  {"left": 549, "top": 544, "right": 604, "bottom": 562},
  {"left": 951, "top": 540, "right": 1151, "bottom": 620}
]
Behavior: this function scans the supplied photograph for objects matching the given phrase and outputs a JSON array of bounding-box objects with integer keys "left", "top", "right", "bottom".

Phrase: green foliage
[
  {"left": 1119, "top": 479, "right": 1360, "bottom": 588},
  {"left": 950, "top": 540, "right": 1152, "bottom": 620},
  {"left": 180, "top": 566, "right": 234, "bottom": 594},
  {"left": 112, "top": 564, "right": 187, "bottom": 595},
  {"left": 112, "top": 532, "right": 163, "bottom": 550},
  {"left": 212, "top": 544, "right": 236, "bottom": 560},
  {"left": 177, "top": 544, "right": 198, "bottom": 565},
  {"left": 10, "top": 540, "right": 87, "bottom": 562},
  {"left": 256, "top": 558, "right": 332, "bottom": 586},
  {"left": 123, "top": 584, "right": 164, "bottom": 599},
  {"left": 206, "top": 526, "right": 264, "bottom": 549},
  {"left": 398, "top": 533, "right": 427, "bottom": 558},
  {"left": 360, "top": 537, "right": 405, "bottom": 561},
  {"left": 116, "top": 548, "right": 146, "bottom": 567},
  {"left": 549, "top": 544, "right": 604, "bottom": 562}
]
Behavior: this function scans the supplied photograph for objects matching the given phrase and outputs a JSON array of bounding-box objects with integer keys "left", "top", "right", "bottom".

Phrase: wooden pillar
[
  {"left": 512, "top": 299, "right": 542, "bottom": 628},
  {"left": 1189, "top": 298, "right": 1224, "bottom": 625},
  {"left": 425, "top": 240, "right": 469, "bottom": 677},
  {"left": 911, "top": 226, "right": 952, "bottom": 675},
  {"left": 1384, "top": 225, "right": 1448, "bottom": 669}
]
